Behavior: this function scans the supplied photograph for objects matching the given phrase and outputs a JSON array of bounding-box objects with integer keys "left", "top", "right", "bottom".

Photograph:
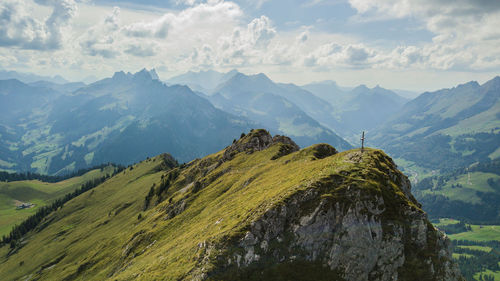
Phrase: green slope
[
  {"left": 0, "top": 166, "right": 116, "bottom": 237},
  {"left": 0, "top": 130, "right": 460, "bottom": 280},
  {"left": 374, "top": 76, "right": 500, "bottom": 173}
]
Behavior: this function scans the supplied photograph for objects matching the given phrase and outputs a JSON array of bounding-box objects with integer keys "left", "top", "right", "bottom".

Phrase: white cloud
[
  {"left": 301, "top": 42, "right": 380, "bottom": 69},
  {"left": 0, "top": 0, "right": 498, "bottom": 90},
  {"left": 123, "top": 1, "right": 242, "bottom": 39},
  {"left": 0, "top": 0, "right": 76, "bottom": 50},
  {"left": 124, "top": 43, "right": 157, "bottom": 57},
  {"left": 347, "top": 0, "right": 500, "bottom": 71},
  {"left": 78, "top": 6, "right": 121, "bottom": 58},
  {"left": 122, "top": 14, "right": 172, "bottom": 38}
]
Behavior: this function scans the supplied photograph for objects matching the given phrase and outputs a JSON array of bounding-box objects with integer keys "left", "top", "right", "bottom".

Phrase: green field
[
  {"left": 434, "top": 218, "right": 461, "bottom": 226},
  {"left": 449, "top": 225, "right": 500, "bottom": 242},
  {"left": 474, "top": 269, "right": 500, "bottom": 281},
  {"left": 420, "top": 171, "right": 500, "bottom": 204},
  {"left": 457, "top": 245, "right": 492, "bottom": 252},
  {"left": 434, "top": 218, "right": 500, "bottom": 280},
  {"left": 0, "top": 166, "right": 115, "bottom": 237}
]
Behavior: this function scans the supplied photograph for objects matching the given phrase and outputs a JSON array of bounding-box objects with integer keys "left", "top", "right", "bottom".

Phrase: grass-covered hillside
[
  {"left": 0, "top": 166, "right": 116, "bottom": 237},
  {"left": 0, "top": 130, "right": 460, "bottom": 280},
  {"left": 373, "top": 76, "right": 500, "bottom": 173}
]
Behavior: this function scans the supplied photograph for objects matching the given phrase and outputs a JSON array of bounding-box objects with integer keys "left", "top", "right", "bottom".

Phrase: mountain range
[
  {"left": 207, "top": 72, "right": 351, "bottom": 150},
  {"left": 0, "top": 69, "right": 69, "bottom": 84},
  {"left": 0, "top": 69, "right": 254, "bottom": 174},
  {"left": 302, "top": 81, "right": 409, "bottom": 142},
  {"left": 169, "top": 70, "right": 410, "bottom": 144}
]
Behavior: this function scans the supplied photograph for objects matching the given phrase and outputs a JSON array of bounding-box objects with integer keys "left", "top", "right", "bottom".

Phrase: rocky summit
[{"left": 0, "top": 129, "right": 462, "bottom": 280}]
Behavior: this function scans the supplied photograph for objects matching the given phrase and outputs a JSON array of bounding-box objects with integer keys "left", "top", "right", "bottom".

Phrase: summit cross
[{"left": 361, "top": 131, "right": 365, "bottom": 152}]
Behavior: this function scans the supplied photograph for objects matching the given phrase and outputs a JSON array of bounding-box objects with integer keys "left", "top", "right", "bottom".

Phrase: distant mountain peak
[
  {"left": 226, "top": 69, "right": 239, "bottom": 75},
  {"left": 254, "top": 72, "right": 273, "bottom": 82},
  {"left": 112, "top": 71, "right": 129, "bottom": 80},
  {"left": 352, "top": 84, "right": 370, "bottom": 92},
  {"left": 455, "top": 80, "right": 480, "bottom": 90},
  {"left": 149, "top": 69, "right": 159, "bottom": 80},
  {"left": 318, "top": 80, "right": 338, "bottom": 87},
  {"left": 482, "top": 75, "right": 500, "bottom": 90},
  {"left": 488, "top": 75, "right": 500, "bottom": 85},
  {"left": 132, "top": 68, "right": 159, "bottom": 81}
]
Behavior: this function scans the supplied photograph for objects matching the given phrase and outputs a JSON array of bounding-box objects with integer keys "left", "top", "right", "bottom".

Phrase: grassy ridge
[
  {"left": 0, "top": 131, "right": 420, "bottom": 280},
  {"left": 0, "top": 166, "right": 116, "bottom": 237}
]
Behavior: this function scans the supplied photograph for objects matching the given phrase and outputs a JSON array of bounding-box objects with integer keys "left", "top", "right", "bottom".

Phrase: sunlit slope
[
  {"left": 0, "top": 130, "right": 460, "bottom": 280},
  {"left": 373, "top": 76, "right": 500, "bottom": 172},
  {"left": 0, "top": 166, "right": 116, "bottom": 236}
]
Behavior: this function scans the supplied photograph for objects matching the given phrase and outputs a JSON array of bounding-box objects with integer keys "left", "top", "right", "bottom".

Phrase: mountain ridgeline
[
  {"left": 373, "top": 76, "right": 500, "bottom": 172},
  {"left": 0, "top": 130, "right": 462, "bottom": 280},
  {"left": 0, "top": 69, "right": 254, "bottom": 174},
  {"left": 0, "top": 69, "right": 355, "bottom": 176},
  {"left": 207, "top": 72, "right": 351, "bottom": 150}
]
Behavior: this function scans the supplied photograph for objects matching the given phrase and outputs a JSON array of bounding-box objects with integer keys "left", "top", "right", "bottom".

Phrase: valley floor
[{"left": 434, "top": 218, "right": 500, "bottom": 281}]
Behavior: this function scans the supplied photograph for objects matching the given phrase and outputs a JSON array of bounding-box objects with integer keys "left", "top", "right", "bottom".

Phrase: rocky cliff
[{"left": 0, "top": 129, "right": 462, "bottom": 281}]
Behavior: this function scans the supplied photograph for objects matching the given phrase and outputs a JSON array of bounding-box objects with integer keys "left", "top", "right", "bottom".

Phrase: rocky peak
[
  {"left": 483, "top": 75, "right": 500, "bottom": 91},
  {"left": 222, "top": 129, "right": 299, "bottom": 161},
  {"left": 111, "top": 71, "right": 130, "bottom": 80},
  {"left": 132, "top": 68, "right": 157, "bottom": 82},
  {"left": 455, "top": 80, "right": 480, "bottom": 91}
]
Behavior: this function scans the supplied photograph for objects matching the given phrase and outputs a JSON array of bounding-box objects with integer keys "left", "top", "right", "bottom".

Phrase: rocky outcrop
[
  {"left": 195, "top": 151, "right": 463, "bottom": 281},
  {"left": 222, "top": 129, "right": 299, "bottom": 161}
]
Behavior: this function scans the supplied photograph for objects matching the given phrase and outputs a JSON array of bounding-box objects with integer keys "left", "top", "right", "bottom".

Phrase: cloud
[
  {"left": 78, "top": 7, "right": 121, "bottom": 58},
  {"left": 122, "top": 14, "right": 172, "bottom": 38},
  {"left": 347, "top": 0, "right": 500, "bottom": 71},
  {"left": 246, "top": 16, "right": 276, "bottom": 48},
  {"left": 302, "top": 42, "right": 379, "bottom": 69},
  {"left": 0, "top": 0, "right": 76, "bottom": 50},
  {"left": 210, "top": 15, "right": 276, "bottom": 66},
  {"left": 124, "top": 43, "right": 157, "bottom": 57},
  {"left": 123, "top": 1, "right": 242, "bottom": 39}
]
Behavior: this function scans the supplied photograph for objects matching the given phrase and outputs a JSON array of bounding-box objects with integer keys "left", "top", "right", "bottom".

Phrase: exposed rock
[
  {"left": 222, "top": 129, "right": 299, "bottom": 162},
  {"left": 311, "top": 143, "right": 338, "bottom": 159}
]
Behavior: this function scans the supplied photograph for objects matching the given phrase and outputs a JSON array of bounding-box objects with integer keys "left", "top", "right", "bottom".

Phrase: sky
[{"left": 0, "top": 0, "right": 500, "bottom": 91}]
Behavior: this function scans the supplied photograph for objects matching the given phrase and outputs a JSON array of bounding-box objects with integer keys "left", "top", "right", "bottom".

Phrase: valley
[{"left": 0, "top": 165, "right": 117, "bottom": 237}]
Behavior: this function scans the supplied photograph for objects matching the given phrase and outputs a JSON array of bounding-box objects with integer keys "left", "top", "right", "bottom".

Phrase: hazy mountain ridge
[
  {"left": 0, "top": 130, "right": 463, "bottom": 280},
  {"left": 0, "top": 70, "right": 254, "bottom": 174},
  {"left": 167, "top": 69, "right": 239, "bottom": 94},
  {"left": 208, "top": 72, "right": 352, "bottom": 150},
  {"left": 302, "top": 81, "right": 409, "bottom": 142},
  {"left": 0, "top": 69, "right": 69, "bottom": 84},
  {"left": 373, "top": 76, "right": 500, "bottom": 171}
]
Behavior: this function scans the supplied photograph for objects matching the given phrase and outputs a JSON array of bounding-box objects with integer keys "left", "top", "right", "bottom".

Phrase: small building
[{"left": 16, "top": 202, "right": 34, "bottom": 210}]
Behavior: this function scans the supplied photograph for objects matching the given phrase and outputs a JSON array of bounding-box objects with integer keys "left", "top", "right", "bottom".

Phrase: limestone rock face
[{"left": 222, "top": 129, "right": 299, "bottom": 161}]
